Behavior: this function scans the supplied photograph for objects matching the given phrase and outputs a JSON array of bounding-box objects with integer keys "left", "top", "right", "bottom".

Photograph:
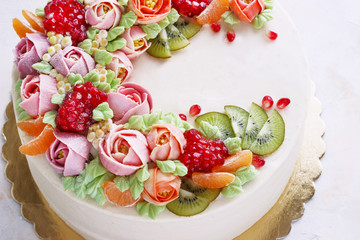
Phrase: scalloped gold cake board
[{"left": 2, "top": 82, "right": 325, "bottom": 240}]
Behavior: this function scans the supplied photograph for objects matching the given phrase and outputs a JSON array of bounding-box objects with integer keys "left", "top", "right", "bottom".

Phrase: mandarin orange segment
[
  {"left": 196, "top": 0, "right": 230, "bottom": 25},
  {"left": 192, "top": 172, "right": 235, "bottom": 189},
  {"left": 103, "top": 181, "right": 141, "bottom": 207},
  {"left": 13, "top": 18, "right": 36, "bottom": 38},
  {"left": 19, "top": 125, "right": 56, "bottom": 156},
  {"left": 17, "top": 117, "right": 47, "bottom": 136},
  {"left": 212, "top": 150, "right": 253, "bottom": 173},
  {"left": 22, "top": 10, "right": 45, "bottom": 33}
]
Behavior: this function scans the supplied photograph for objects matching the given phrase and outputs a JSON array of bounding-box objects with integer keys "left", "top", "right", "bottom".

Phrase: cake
[{"left": 11, "top": 0, "right": 310, "bottom": 239}]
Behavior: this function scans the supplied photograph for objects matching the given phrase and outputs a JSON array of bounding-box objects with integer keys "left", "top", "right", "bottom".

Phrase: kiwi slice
[
  {"left": 224, "top": 105, "right": 249, "bottom": 142},
  {"left": 195, "top": 112, "right": 235, "bottom": 140},
  {"left": 249, "top": 110, "right": 285, "bottom": 155},
  {"left": 173, "top": 18, "right": 202, "bottom": 39},
  {"left": 241, "top": 103, "right": 268, "bottom": 150},
  {"left": 166, "top": 189, "right": 210, "bottom": 216},
  {"left": 181, "top": 177, "right": 220, "bottom": 202},
  {"left": 166, "top": 24, "right": 190, "bottom": 51},
  {"left": 147, "top": 29, "right": 171, "bottom": 58}
]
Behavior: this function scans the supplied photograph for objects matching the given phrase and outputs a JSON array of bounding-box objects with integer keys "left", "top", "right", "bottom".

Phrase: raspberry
[
  {"left": 56, "top": 82, "right": 107, "bottom": 132},
  {"left": 172, "top": 0, "right": 211, "bottom": 17},
  {"left": 180, "top": 129, "right": 228, "bottom": 176},
  {"left": 44, "top": 0, "right": 88, "bottom": 45}
]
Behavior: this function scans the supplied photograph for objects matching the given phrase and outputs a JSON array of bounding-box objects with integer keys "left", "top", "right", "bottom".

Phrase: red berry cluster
[
  {"left": 56, "top": 82, "right": 107, "bottom": 132},
  {"left": 172, "top": 0, "right": 211, "bottom": 17},
  {"left": 44, "top": 0, "right": 87, "bottom": 45},
  {"left": 180, "top": 129, "right": 229, "bottom": 176}
]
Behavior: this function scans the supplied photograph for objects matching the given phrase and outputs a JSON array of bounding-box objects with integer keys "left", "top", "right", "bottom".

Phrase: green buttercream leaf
[
  {"left": 124, "top": 115, "right": 144, "bottom": 130},
  {"left": 135, "top": 165, "right": 150, "bottom": 182},
  {"left": 157, "top": 160, "right": 176, "bottom": 173},
  {"left": 74, "top": 171, "right": 87, "bottom": 199},
  {"left": 35, "top": 8, "right": 45, "bottom": 18},
  {"left": 84, "top": 70, "right": 100, "bottom": 83},
  {"left": 129, "top": 175, "right": 144, "bottom": 200},
  {"left": 51, "top": 93, "right": 65, "bottom": 106},
  {"left": 141, "top": 23, "right": 162, "bottom": 40},
  {"left": 15, "top": 78, "right": 22, "bottom": 96},
  {"left": 142, "top": 111, "right": 163, "bottom": 130},
  {"left": 18, "top": 111, "right": 32, "bottom": 121},
  {"left": 93, "top": 102, "right": 114, "bottom": 121},
  {"left": 161, "top": 112, "right": 192, "bottom": 132},
  {"left": 199, "top": 121, "right": 222, "bottom": 140},
  {"left": 15, "top": 98, "right": 22, "bottom": 113},
  {"left": 167, "top": 8, "right": 180, "bottom": 24},
  {"left": 106, "top": 70, "right": 115, "bottom": 83},
  {"left": 86, "top": 172, "right": 113, "bottom": 205},
  {"left": 118, "top": 0, "right": 128, "bottom": 6},
  {"left": 43, "top": 110, "right": 57, "bottom": 128},
  {"left": 94, "top": 49, "right": 113, "bottom": 65},
  {"left": 136, "top": 201, "right": 166, "bottom": 219},
  {"left": 221, "top": 176, "right": 243, "bottom": 197},
  {"left": 222, "top": 11, "right": 240, "bottom": 25},
  {"left": 84, "top": 157, "right": 109, "bottom": 183},
  {"left": 87, "top": 27, "right": 100, "bottom": 40},
  {"left": 173, "top": 160, "right": 188, "bottom": 176},
  {"left": 114, "top": 176, "right": 130, "bottom": 192},
  {"left": 78, "top": 0, "right": 84, "bottom": 3},
  {"left": 120, "top": 11, "right": 137, "bottom": 29},
  {"left": 263, "top": 0, "right": 274, "bottom": 9},
  {"left": 235, "top": 165, "right": 258, "bottom": 185},
  {"left": 78, "top": 39, "right": 93, "bottom": 55},
  {"left": 62, "top": 176, "right": 76, "bottom": 191},
  {"left": 107, "top": 26, "right": 125, "bottom": 41},
  {"left": 94, "top": 188, "right": 107, "bottom": 205},
  {"left": 224, "top": 137, "right": 242, "bottom": 155},
  {"left": 110, "top": 78, "right": 121, "bottom": 91},
  {"left": 158, "top": 18, "right": 170, "bottom": 29},
  {"left": 106, "top": 38, "right": 127, "bottom": 52},
  {"left": 95, "top": 82, "right": 111, "bottom": 93},
  {"left": 252, "top": 9, "right": 273, "bottom": 29},
  {"left": 32, "top": 61, "right": 53, "bottom": 74},
  {"left": 68, "top": 73, "right": 84, "bottom": 86}
]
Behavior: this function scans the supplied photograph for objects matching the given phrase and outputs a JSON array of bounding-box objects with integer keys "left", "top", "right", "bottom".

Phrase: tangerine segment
[
  {"left": 13, "top": 18, "right": 36, "bottom": 38},
  {"left": 196, "top": 0, "right": 230, "bottom": 25},
  {"left": 192, "top": 172, "right": 235, "bottom": 189},
  {"left": 19, "top": 125, "right": 56, "bottom": 156},
  {"left": 103, "top": 181, "right": 141, "bottom": 207},
  {"left": 17, "top": 117, "right": 47, "bottom": 136},
  {"left": 212, "top": 150, "right": 252, "bottom": 173},
  {"left": 22, "top": 10, "right": 45, "bottom": 33}
]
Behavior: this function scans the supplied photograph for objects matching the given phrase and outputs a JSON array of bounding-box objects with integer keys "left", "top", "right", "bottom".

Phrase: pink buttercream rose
[
  {"left": 230, "top": 0, "right": 265, "bottom": 23},
  {"left": 85, "top": 0, "right": 122, "bottom": 30},
  {"left": 19, "top": 74, "right": 58, "bottom": 118},
  {"left": 99, "top": 125, "right": 150, "bottom": 175},
  {"left": 107, "top": 82, "right": 153, "bottom": 124},
  {"left": 120, "top": 26, "right": 150, "bottom": 60},
  {"left": 46, "top": 132, "right": 92, "bottom": 176},
  {"left": 106, "top": 51, "right": 133, "bottom": 84},
  {"left": 147, "top": 124, "right": 186, "bottom": 161},
  {"left": 50, "top": 46, "right": 95, "bottom": 77},
  {"left": 128, "top": 0, "right": 171, "bottom": 24},
  {"left": 142, "top": 167, "right": 181, "bottom": 206},
  {"left": 14, "top": 33, "right": 50, "bottom": 78}
]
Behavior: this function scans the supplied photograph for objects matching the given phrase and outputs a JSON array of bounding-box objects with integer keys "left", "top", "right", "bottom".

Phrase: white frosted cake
[{"left": 12, "top": 0, "right": 310, "bottom": 239}]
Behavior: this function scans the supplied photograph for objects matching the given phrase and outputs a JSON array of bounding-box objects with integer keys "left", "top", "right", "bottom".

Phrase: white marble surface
[{"left": 1, "top": 0, "right": 359, "bottom": 239}]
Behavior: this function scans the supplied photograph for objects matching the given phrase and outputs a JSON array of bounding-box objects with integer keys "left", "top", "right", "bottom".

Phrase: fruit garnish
[
  {"left": 181, "top": 177, "right": 220, "bottom": 201},
  {"left": 224, "top": 105, "right": 249, "bottom": 140},
  {"left": 22, "top": 10, "right": 44, "bottom": 33},
  {"left": 189, "top": 104, "right": 201, "bottom": 117},
  {"left": 192, "top": 172, "right": 235, "bottom": 188},
  {"left": 180, "top": 129, "right": 228, "bottom": 175},
  {"left": 173, "top": 18, "right": 202, "bottom": 39},
  {"left": 179, "top": 113, "right": 187, "bottom": 121},
  {"left": 166, "top": 24, "right": 190, "bottom": 51},
  {"left": 212, "top": 150, "right": 252, "bottom": 172},
  {"left": 211, "top": 22, "right": 221, "bottom": 32},
  {"left": 56, "top": 82, "right": 107, "bottom": 132},
  {"left": 195, "top": 112, "right": 234, "bottom": 140},
  {"left": 16, "top": 117, "right": 47, "bottom": 136},
  {"left": 147, "top": 29, "right": 172, "bottom": 58},
  {"left": 266, "top": 30, "right": 278, "bottom": 41},
  {"left": 276, "top": 98, "right": 290, "bottom": 109},
  {"left": 43, "top": 0, "right": 87, "bottom": 45},
  {"left": 226, "top": 30, "right": 235, "bottom": 42},
  {"left": 19, "top": 125, "right": 56, "bottom": 155},
  {"left": 103, "top": 181, "right": 141, "bottom": 207},
  {"left": 172, "top": 0, "right": 211, "bottom": 17},
  {"left": 262, "top": 95, "right": 274, "bottom": 110},
  {"left": 12, "top": 18, "right": 36, "bottom": 38},
  {"left": 196, "top": 0, "right": 230, "bottom": 25},
  {"left": 252, "top": 156, "right": 265, "bottom": 168}
]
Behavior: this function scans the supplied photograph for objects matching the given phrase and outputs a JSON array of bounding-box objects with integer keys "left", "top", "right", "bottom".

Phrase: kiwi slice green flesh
[
  {"left": 241, "top": 103, "right": 268, "bottom": 150},
  {"left": 147, "top": 29, "right": 171, "bottom": 58},
  {"left": 173, "top": 18, "right": 202, "bottom": 39},
  {"left": 249, "top": 110, "right": 285, "bottom": 155},
  {"left": 195, "top": 112, "right": 235, "bottom": 140},
  {"left": 224, "top": 105, "right": 249, "bottom": 141},
  {"left": 166, "top": 189, "right": 210, "bottom": 216},
  {"left": 181, "top": 177, "right": 220, "bottom": 202},
  {"left": 166, "top": 24, "right": 190, "bottom": 51}
]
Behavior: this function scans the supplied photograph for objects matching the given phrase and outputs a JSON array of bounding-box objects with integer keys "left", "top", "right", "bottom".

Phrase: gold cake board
[{"left": 2, "top": 82, "right": 325, "bottom": 240}]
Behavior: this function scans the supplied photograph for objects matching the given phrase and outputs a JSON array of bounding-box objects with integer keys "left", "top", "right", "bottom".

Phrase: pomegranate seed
[
  {"left": 211, "top": 23, "right": 221, "bottom": 33},
  {"left": 252, "top": 156, "right": 265, "bottom": 168},
  {"left": 276, "top": 98, "right": 291, "bottom": 109},
  {"left": 189, "top": 104, "right": 201, "bottom": 117},
  {"left": 262, "top": 96, "right": 274, "bottom": 110},
  {"left": 226, "top": 30, "right": 235, "bottom": 42},
  {"left": 266, "top": 30, "right": 278, "bottom": 41},
  {"left": 179, "top": 113, "right": 187, "bottom": 121}
]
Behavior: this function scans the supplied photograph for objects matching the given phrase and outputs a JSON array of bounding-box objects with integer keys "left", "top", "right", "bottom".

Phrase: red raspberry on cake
[
  {"left": 43, "top": 0, "right": 88, "bottom": 45},
  {"left": 56, "top": 82, "right": 107, "bottom": 132}
]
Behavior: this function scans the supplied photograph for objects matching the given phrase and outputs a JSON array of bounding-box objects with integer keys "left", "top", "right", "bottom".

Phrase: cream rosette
[
  {"left": 120, "top": 26, "right": 150, "bottom": 60},
  {"left": 85, "top": 0, "right": 122, "bottom": 29},
  {"left": 106, "top": 51, "right": 133, "bottom": 83}
]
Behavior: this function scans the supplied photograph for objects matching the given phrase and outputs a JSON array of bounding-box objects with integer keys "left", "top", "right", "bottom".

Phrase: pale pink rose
[
  {"left": 99, "top": 125, "right": 150, "bottom": 175},
  {"left": 85, "top": 0, "right": 122, "bottom": 29},
  {"left": 106, "top": 51, "right": 133, "bottom": 84},
  {"left": 107, "top": 82, "right": 153, "bottom": 124},
  {"left": 14, "top": 33, "right": 50, "bottom": 78},
  {"left": 120, "top": 26, "right": 150, "bottom": 60},
  {"left": 50, "top": 46, "right": 95, "bottom": 77},
  {"left": 147, "top": 124, "right": 186, "bottom": 161},
  {"left": 142, "top": 167, "right": 181, "bottom": 206},
  {"left": 46, "top": 132, "right": 91, "bottom": 176},
  {"left": 19, "top": 74, "right": 58, "bottom": 118}
]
